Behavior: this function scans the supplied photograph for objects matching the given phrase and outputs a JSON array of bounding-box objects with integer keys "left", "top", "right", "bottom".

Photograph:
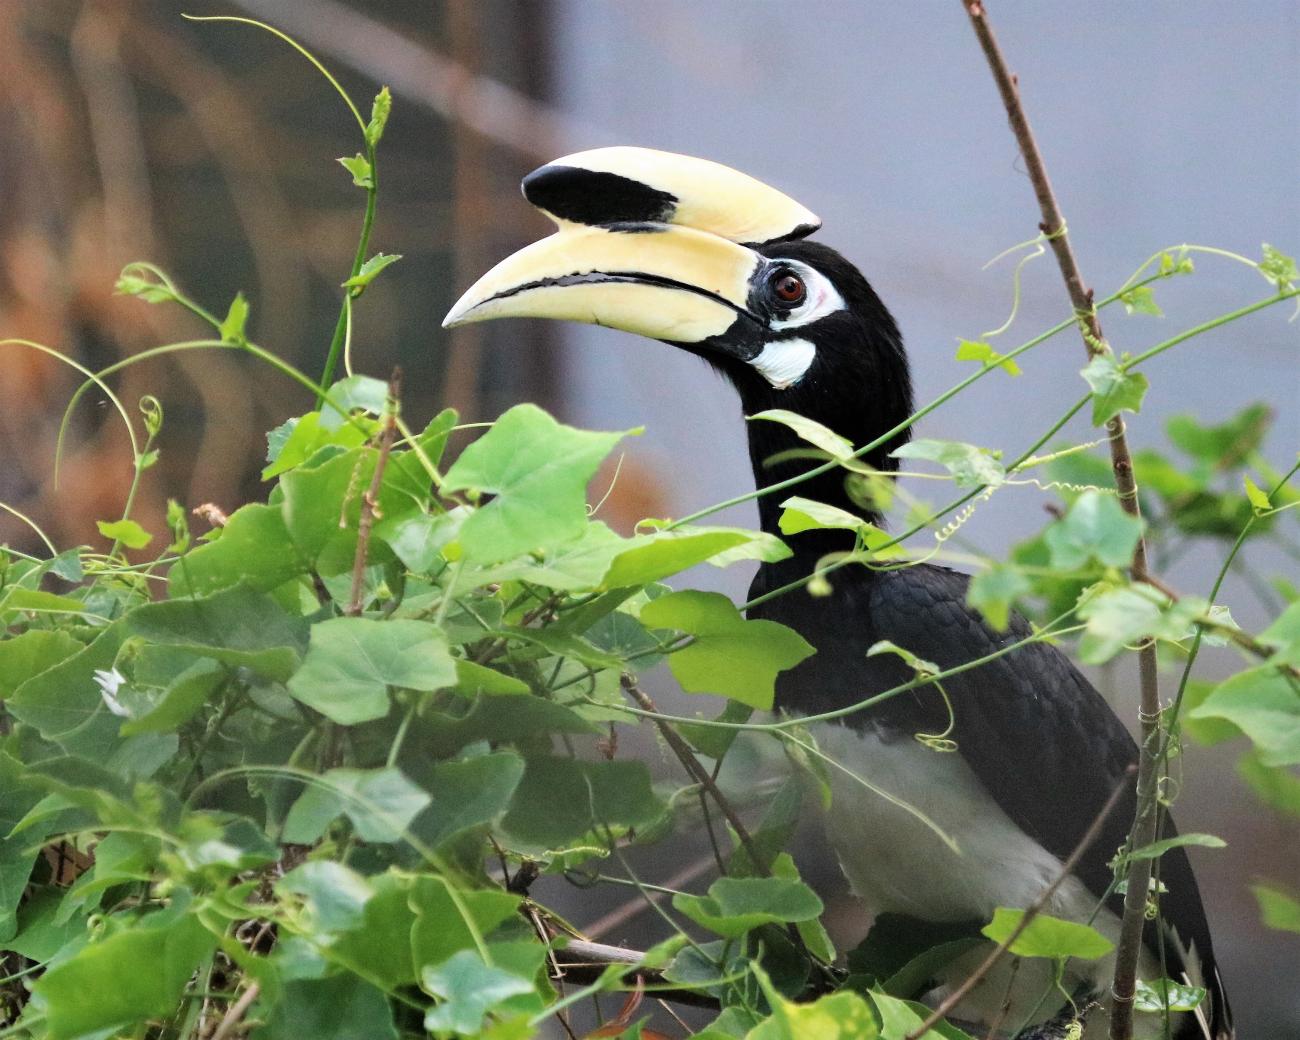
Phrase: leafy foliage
[{"left": 0, "top": 19, "right": 1296, "bottom": 1040}]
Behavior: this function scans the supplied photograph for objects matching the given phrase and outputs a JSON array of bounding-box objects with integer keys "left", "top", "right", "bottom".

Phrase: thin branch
[
  {"left": 960, "top": 7, "right": 1163, "bottom": 1037},
  {"left": 345, "top": 368, "right": 401, "bottom": 616},
  {"left": 582, "top": 853, "right": 717, "bottom": 942},
  {"left": 549, "top": 939, "right": 719, "bottom": 1011},
  {"left": 620, "top": 676, "right": 767, "bottom": 875},
  {"left": 210, "top": 983, "right": 260, "bottom": 1040},
  {"left": 905, "top": 765, "right": 1135, "bottom": 1040}
]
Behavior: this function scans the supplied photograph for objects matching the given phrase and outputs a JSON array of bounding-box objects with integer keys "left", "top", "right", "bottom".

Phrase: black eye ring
[{"left": 767, "top": 268, "right": 806, "bottom": 307}]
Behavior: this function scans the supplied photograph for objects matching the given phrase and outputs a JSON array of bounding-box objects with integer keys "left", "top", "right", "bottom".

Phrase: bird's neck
[{"left": 744, "top": 412, "right": 902, "bottom": 554}]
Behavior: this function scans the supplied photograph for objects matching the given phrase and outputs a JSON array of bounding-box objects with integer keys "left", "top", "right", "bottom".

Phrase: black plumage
[
  {"left": 445, "top": 150, "right": 1231, "bottom": 1038},
  {"left": 702, "top": 240, "right": 1229, "bottom": 1038}
]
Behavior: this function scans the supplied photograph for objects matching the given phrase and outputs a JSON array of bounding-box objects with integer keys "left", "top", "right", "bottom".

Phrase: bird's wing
[{"left": 751, "top": 561, "right": 1221, "bottom": 1015}]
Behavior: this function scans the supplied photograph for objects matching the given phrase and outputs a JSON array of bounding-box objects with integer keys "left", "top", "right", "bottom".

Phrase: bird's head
[{"left": 443, "top": 147, "right": 912, "bottom": 531}]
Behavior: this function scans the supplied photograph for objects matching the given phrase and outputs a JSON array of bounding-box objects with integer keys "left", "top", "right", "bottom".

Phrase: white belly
[{"left": 808, "top": 721, "right": 1172, "bottom": 1038}]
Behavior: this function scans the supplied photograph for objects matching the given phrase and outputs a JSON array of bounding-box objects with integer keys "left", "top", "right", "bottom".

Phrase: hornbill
[{"left": 443, "top": 147, "right": 1230, "bottom": 1039}]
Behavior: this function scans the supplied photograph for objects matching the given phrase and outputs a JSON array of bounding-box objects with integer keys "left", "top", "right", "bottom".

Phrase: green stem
[
  {"left": 319, "top": 145, "right": 378, "bottom": 398},
  {"left": 1124, "top": 288, "right": 1299, "bottom": 370},
  {"left": 669, "top": 275, "right": 1162, "bottom": 531},
  {"left": 743, "top": 393, "right": 1091, "bottom": 611},
  {"left": 600, "top": 619, "right": 1086, "bottom": 734}
]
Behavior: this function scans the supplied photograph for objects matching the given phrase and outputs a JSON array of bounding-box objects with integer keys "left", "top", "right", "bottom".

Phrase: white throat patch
[{"left": 749, "top": 337, "right": 816, "bottom": 389}]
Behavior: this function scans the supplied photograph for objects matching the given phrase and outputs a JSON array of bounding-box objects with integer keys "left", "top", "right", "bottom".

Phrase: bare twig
[
  {"left": 905, "top": 765, "right": 1135, "bottom": 1040},
  {"left": 984, "top": 956, "right": 1021, "bottom": 1040},
  {"left": 959, "top": 7, "right": 1163, "bottom": 1036},
  {"left": 345, "top": 368, "right": 401, "bottom": 616},
  {"left": 549, "top": 939, "right": 719, "bottom": 1011},
  {"left": 582, "top": 853, "right": 718, "bottom": 942},
  {"left": 620, "top": 676, "right": 767, "bottom": 875},
  {"left": 210, "top": 983, "right": 260, "bottom": 1040}
]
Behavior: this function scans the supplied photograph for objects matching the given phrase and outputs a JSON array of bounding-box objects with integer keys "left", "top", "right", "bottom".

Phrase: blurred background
[{"left": 0, "top": 1, "right": 1295, "bottom": 1033}]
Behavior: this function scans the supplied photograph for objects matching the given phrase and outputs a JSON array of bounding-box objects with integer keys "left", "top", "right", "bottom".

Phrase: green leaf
[
  {"left": 1159, "top": 248, "right": 1195, "bottom": 276},
  {"left": 1259, "top": 243, "right": 1298, "bottom": 291},
  {"left": 410, "top": 752, "right": 525, "bottom": 850},
  {"left": 639, "top": 590, "right": 814, "bottom": 709},
  {"left": 778, "top": 495, "right": 865, "bottom": 535},
  {"left": 1134, "top": 977, "right": 1205, "bottom": 1013},
  {"left": 442, "top": 404, "right": 630, "bottom": 563},
  {"left": 322, "top": 374, "right": 393, "bottom": 424},
  {"left": 171, "top": 502, "right": 308, "bottom": 595},
  {"left": 1188, "top": 665, "right": 1300, "bottom": 766},
  {"left": 32, "top": 908, "right": 216, "bottom": 1038},
  {"left": 1243, "top": 475, "right": 1272, "bottom": 513},
  {"left": 0, "top": 588, "right": 87, "bottom": 623},
  {"left": 7, "top": 623, "right": 128, "bottom": 759},
  {"left": 1166, "top": 403, "right": 1272, "bottom": 468},
  {"left": 1124, "top": 832, "right": 1226, "bottom": 862},
  {"left": 114, "top": 264, "right": 177, "bottom": 303},
  {"left": 867, "top": 640, "right": 938, "bottom": 676},
  {"left": 219, "top": 291, "right": 250, "bottom": 344},
  {"left": 474, "top": 520, "right": 629, "bottom": 591},
  {"left": 1119, "top": 284, "right": 1163, "bottom": 316},
  {"left": 342, "top": 252, "right": 402, "bottom": 295},
  {"left": 1257, "top": 601, "right": 1300, "bottom": 667},
  {"left": 287, "top": 617, "right": 456, "bottom": 725},
  {"left": 257, "top": 974, "right": 397, "bottom": 1040},
  {"left": 678, "top": 699, "right": 754, "bottom": 761},
  {"left": 1080, "top": 354, "right": 1150, "bottom": 426},
  {"left": 283, "top": 767, "right": 431, "bottom": 843},
  {"left": 892, "top": 438, "right": 1005, "bottom": 488},
  {"left": 424, "top": 692, "right": 596, "bottom": 756},
  {"left": 749, "top": 409, "right": 853, "bottom": 460},
  {"left": 954, "top": 338, "right": 1021, "bottom": 376},
  {"left": 97, "top": 518, "right": 152, "bottom": 549},
  {"left": 1045, "top": 490, "right": 1143, "bottom": 570},
  {"left": 966, "top": 564, "right": 1028, "bottom": 632},
  {"left": 366, "top": 86, "right": 392, "bottom": 146},
  {"left": 119, "top": 657, "right": 225, "bottom": 736},
  {"left": 329, "top": 873, "right": 422, "bottom": 987},
  {"left": 454, "top": 659, "right": 530, "bottom": 697},
  {"left": 980, "top": 908, "right": 1114, "bottom": 960},
  {"left": 337, "top": 153, "right": 373, "bottom": 188},
  {"left": 1252, "top": 883, "right": 1300, "bottom": 933},
  {"left": 278, "top": 861, "right": 373, "bottom": 935},
  {"left": 603, "top": 526, "right": 783, "bottom": 588},
  {"left": 501, "top": 756, "right": 665, "bottom": 851},
  {"left": 744, "top": 968, "right": 878, "bottom": 1040},
  {"left": 0, "top": 629, "right": 84, "bottom": 697},
  {"left": 410, "top": 875, "right": 521, "bottom": 970},
  {"left": 262, "top": 410, "right": 373, "bottom": 478},
  {"left": 673, "top": 876, "right": 823, "bottom": 939},
  {"left": 1237, "top": 750, "right": 1300, "bottom": 816},
  {"left": 126, "top": 585, "right": 308, "bottom": 682},
  {"left": 868, "top": 991, "right": 974, "bottom": 1040},
  {"left": 1076, "top": 582, "right": 1204, "bottom": 665},
  {"left": 280, "top": 440, "right": 430, "bottom": 566},
  {"left": 422, "top": 947, "right": 542, "bottom": 1035}
]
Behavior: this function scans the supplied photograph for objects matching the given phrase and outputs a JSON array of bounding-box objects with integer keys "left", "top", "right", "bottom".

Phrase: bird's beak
[
  {"left": 441, "top": 146, "right": 819, "bottom": 357},
  {"left": 442, "top": 221, "right": 764, "bottom": 352}
]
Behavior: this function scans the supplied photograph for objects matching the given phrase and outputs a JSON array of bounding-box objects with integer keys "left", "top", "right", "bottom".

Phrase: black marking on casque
[
  {"left": 523, "top": 165, "right": 677, "bottom": 226},
  {"left": 477, "top": 270, "right": 764, "bottom": 330},
  {"left": 742, "top": 220, "right": 821, "bottom": 247}
]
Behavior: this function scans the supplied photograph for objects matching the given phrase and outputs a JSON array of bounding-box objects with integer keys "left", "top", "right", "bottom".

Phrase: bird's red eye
[{"left": 769, "top": 269, "right": 806, "bottom": 306}]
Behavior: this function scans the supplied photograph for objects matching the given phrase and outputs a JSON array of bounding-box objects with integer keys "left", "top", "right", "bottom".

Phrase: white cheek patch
[{"left": 749, "top": 336, "right": 816, "bottom": 388}]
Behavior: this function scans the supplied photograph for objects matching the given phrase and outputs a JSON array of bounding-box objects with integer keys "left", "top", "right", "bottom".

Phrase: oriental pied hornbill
[{"left": 444, "top": 147, "right": 1230, "bottom": 1039}]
